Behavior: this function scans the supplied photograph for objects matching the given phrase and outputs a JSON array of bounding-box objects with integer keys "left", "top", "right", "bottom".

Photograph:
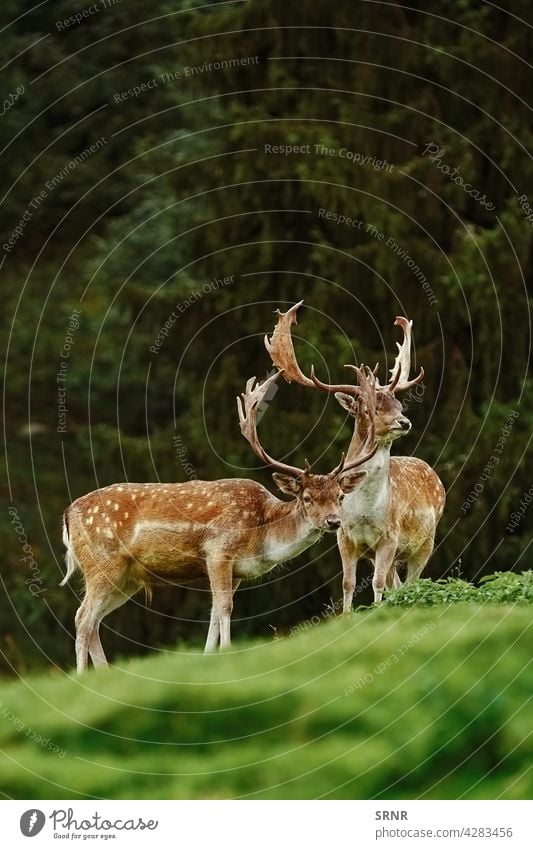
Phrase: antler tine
[
  {"left": 310, "top": 364, "right": 359, "bottom": 395},
  {"left": 330, "top": 451, "right": 345, "bottom": 477},
  {"left": 385, "top": 316, "right": 425, "bottom": 393},
  {"left": 360, "top": 365, "right": 377, "bottom": 447},
  {"left": 388, "top": 317, "right": 412, "bottom": 386},
  {"left": 348, "top": 364, "right": 376, "bottom": 435},
  {"left": 237, "top": 370, "right": 304, "bottom": 477},
  {"left": 387, "top": 361, "right": 402, "bottom": 393},
  {"left": 397, "top": 365, "right": 425, "bottom": 392},
  {"left": 264, "top": 300, "right": 316, "bottom": 388},
  {"left": 344, "top": 361, "right": 384, "bottom": 393},
  {"left": 335, "top": 364, "right": 379, "bottom": 475}
]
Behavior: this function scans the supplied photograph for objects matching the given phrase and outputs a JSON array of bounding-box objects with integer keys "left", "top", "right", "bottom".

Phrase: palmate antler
[
  {"left": 386, "top": 316, "right": 425, "bottom": 393},
  {"left": 237, "top": 370, "right": 304, "bottom": 476},
  {"left": 237, "top": 368, "right": 378, "bottom": 478},
  {"left": 264, "top": 301, "right": 357, "bottom": 394},
  {"left": 264, "top": 302, "right": 424, "bottom": 396},
  {"left": 264, "top": 300, "right": 317, "bottom": 388}
]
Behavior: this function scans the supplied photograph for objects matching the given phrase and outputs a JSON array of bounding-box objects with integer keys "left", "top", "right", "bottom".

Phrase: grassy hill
[{"left": 0, "top": 603, "right": 531, "bottom": 800}]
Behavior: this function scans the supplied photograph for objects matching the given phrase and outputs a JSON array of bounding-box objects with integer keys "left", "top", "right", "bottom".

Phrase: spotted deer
[
  {"left": 61, "top": 370, "right": 377, "bottom": 671},
  {"left": 265, "top": 302, "right": 445, "bottom": 606}
]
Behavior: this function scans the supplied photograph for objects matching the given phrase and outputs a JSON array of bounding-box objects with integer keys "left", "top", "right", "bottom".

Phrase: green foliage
[
  {"left": 478, "top": 571, "right": 533, "bottom": 604},
  {"left": 0, "top": 606, "right": 531, "bottom": 799},
  {"left": 384, "top": 571, "right": 533, "bottom": 607}
]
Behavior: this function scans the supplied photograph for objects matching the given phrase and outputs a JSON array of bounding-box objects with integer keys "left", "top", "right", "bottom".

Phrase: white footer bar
[{"left": 2, "top": 800, "right": 531, "bottom": 848}]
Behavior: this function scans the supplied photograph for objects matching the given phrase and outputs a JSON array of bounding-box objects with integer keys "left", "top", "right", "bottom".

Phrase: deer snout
[
  {"left": 325, "top": 515, "right": 341, "bottom": 530},
  {"left": 397, "top": 416, "right": 411, "bottom": 431}
]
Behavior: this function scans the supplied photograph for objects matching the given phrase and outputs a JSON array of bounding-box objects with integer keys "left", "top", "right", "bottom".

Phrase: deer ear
[
  {"left": 335, "top": 392, "right": 357, "bottom": 414},
  {"left": 340, "top": 470, "right": 367, "bottom": 492},
  {"left": 272, "top": 473, "right": 302, "bottom": 496}
]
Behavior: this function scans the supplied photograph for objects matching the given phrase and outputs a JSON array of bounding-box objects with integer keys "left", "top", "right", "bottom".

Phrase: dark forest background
[{"left": 1, "top": 0, "right": 532, "bottom": 674}]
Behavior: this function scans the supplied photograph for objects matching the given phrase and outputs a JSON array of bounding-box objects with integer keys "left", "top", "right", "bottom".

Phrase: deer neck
[
  {"left": 348, "top": 415, "right": 391, "bottom": 476},
  {"left": 343, "top": 420, "right": 392, "bottom": 528},
  {"left": 349, "top": 440, "right": 391, "bottom": 494},
  {"left": 261, "top": 498, "right": 323, "bottom": 564}
]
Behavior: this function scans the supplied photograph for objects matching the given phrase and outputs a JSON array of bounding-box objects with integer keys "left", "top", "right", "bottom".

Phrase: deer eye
[
  {"left": 302, "top": 493, "right": 312, "bottom": 505},
  {"left": 339, "top": 493, "right": 346, "bottom": 503}
]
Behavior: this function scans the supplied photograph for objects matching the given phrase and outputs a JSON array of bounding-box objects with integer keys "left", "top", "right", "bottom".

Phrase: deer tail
[{"left": 60, "top": 511, "right": 79, "bottom": 587}]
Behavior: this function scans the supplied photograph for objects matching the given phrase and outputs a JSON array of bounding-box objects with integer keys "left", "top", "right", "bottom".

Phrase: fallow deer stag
[
  {"left": 265, "top": 302, "right": 445, "bottom": 607},
  {"left": 61, "top": 370, "right": 377, "bottom": 671}
]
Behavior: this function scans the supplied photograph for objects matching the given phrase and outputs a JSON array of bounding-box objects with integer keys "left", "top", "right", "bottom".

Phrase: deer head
[
  {"left": 264, "top": 302, "right": 424, "bottom": 444},
  {"left": 237, "top": 369, "right": 377, "bottom": 531}
]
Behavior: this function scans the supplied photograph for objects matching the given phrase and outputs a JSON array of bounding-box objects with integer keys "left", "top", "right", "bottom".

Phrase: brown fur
[
  {"left": 264, "top": 302, "right": 446, "bottom": 606},
  {"left": 63, "top": 471, "right": 367, "bottom": 671},
  {"left": 336, "top": 387, "right": 445, "bottom": 605}
]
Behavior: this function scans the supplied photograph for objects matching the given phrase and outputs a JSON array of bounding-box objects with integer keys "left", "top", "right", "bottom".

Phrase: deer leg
[
  {"left": 87, "top": 589, "right": 133, "bottom": 668},
  {"left": 338, "top": 529, "right": 359, "bottom": 614},
  {"left": 372, "top": 541, "right": 397, "bottom": 603},
  {"left": 386, "top": 566, "right": 402, "bottom": 590},
  {"left": 75, "top": 590, "right": 118, "bottom": 673},
  {"left": 405, "top": 539, "right": 434, "bottom": 584},
  {"left": 74, "top": 597, "right": 92, "bottom": 673},
  {"left": 75, "top": 558, "right": 136, "bottom": 672},
  {"left": 204, "top": 604, "right": 220, "bottom": 654},
  {"left": 204, "top": 579, "right": 240, "bottom": 653},
  {"left": 206, "top": 556, "right": 234, "bottom": 650}
]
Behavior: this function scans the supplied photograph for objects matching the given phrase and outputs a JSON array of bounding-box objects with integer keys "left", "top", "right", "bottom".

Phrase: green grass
[
  {"left": 383, "top": 571, "right": 533, "bottom": 607},
  {"left": 0, "top": 601, "right": 532, "bottom": 800}
]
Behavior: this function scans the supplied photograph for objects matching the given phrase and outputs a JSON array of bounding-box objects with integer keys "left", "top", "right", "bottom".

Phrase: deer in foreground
[
  {"left": 265, "top": 302, "right": 446, "bottom": 607},
  {"left": 61, "top": 370, "right": 377, "bottom": 671}
]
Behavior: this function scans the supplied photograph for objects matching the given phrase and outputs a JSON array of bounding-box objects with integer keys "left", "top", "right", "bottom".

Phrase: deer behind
[{"left": 265, "top": 302, "right": 446, "bottom": 606}]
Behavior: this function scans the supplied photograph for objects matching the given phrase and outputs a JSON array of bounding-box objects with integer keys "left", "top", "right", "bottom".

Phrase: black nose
[
  {"left": 326, "top": 517, "right": 341, "bottom": 529},
  {"left": 400, "top": 419, "right": 411, "bottom": 430}
]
